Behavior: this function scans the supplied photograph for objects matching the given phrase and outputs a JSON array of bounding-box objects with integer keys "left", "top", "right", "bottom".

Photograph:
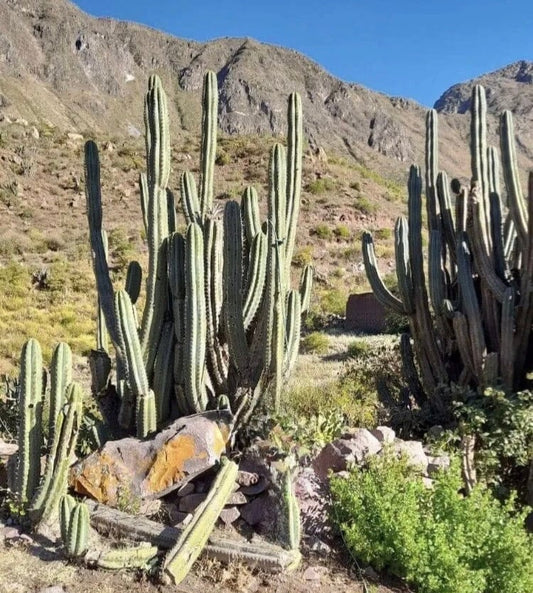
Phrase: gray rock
[
  {"left": 340, "top": 428, "right": 382, "bottom": 461},
  {"left": 427, "top": 455, "right": 451, "bottom": 476},
  {"left": 226, "top": 491, "right": 248, "bottom": 505},
  {"left": 69, "top": 410, "right": 232, "bottom": 506},
  {"left": 237, "top": 470, "right": 259, "bottom": 487},
  {"left": 176, "top": 482, "right": 195, "bottom": 497},
  {"left": 394, "top": 440, "right": 429, "bottom": 470},
  {"left": 219, "top": 506, "right": 240, "bottom": 526},
  {"left": 37, "top": 587, "right": 65, "bottom": 593},
  {"left": 371, "top": 426, "right": 396, "bottom": 444},
  {"left": 239, "top": 475, "right": 269, "bottom": 496}
]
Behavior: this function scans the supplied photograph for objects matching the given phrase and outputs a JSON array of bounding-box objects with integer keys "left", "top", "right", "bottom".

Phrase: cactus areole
[{"left": 85, "top": 72, "right": 313, "bottom": 438}]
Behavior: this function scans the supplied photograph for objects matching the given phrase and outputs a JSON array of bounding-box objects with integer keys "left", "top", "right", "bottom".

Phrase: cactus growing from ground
[
  {"left": 85, "top": 72, "right": 312, "bottom": 437},
  {"left": 63, "top": 500, "right": 90, "bottom": 559},
  {"left": 12, "top": 340, "right": 83, "bottom": 526},
  {"left": 363, "top": 84, "right": 533, "bottom": 412}
]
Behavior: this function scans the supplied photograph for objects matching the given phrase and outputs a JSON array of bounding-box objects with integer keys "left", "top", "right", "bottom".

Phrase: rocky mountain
[
  {"left": 0, "top": 0, "right": 531, "bottom": 182},
  {"left": 435, "top": 60, "right": 533, "bottom": 162}
]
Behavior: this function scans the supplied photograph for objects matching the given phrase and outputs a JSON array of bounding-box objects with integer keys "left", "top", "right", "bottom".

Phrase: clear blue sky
[{"left": 73, "top": 0, "right": 532, "bottom": 107}]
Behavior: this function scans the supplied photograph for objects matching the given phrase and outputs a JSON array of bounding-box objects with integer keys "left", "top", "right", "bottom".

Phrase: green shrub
[
  {"left": 333, "top": 224, "right": 351, "bottom": 240},
  {"left": 453, "top": 387, "right": 533, "bottom": 492},
  {"left": 331, "top": 455, "right": 533, "bottom": 593},
  {"left": 292, "top": 245, "right": 313, "bottom": 268},
  {"left": 306, "top": 177, "right": 336, "bottom": 194},
  {"left": 374, "top": 227, "right": 393, "bottom": 240},
  {"left": 354, "top": 195, "right": 378, "bottom": 215},
  {"left": 347, "top": 339, "right": 371, "bottom": 358},
  {"left": 310, "top": 223, "right": 333, "bottom": 240},
  {"left": 318, "top": 288, "right": 346, "bottom": 315},
  {"left": 300, "top": 332, "right": 330, "bottom": 354}
]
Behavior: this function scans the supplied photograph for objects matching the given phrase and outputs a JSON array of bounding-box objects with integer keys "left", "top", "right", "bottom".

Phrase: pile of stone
[
  {"left": 158, "top": 465, "right": 277, "bottom": 533},
  {"left": 293, "top": 426, "right": 450, "bottom": 548}
]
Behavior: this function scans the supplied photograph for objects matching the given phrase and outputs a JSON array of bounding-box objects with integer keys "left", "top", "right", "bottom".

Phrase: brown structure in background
[{"left": 345, "top": 292, "right": 386, "bottom": 333}]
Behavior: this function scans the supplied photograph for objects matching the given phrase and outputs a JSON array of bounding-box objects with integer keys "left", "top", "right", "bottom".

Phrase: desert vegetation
[{"left": 0, "top": 67, "right": 532, "bottom": 593}]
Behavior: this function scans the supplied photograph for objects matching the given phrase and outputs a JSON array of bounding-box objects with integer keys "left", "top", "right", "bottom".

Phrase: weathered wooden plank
[{"left": 86, "top": 499, "right": 299, "bottom": 572}]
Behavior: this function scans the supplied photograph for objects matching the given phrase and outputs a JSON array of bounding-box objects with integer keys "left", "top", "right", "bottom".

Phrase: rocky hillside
[
  {"left": 1, "top": 0, "right": 530, "bottom": 183},
  {"left": 435, "top": 60, "right": 533, "bottom": 161}
]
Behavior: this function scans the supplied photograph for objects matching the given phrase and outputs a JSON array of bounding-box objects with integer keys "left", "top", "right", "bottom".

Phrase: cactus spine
[
  {"left": 363, "top": 85, "right": 533, "bottom": 406},
  {"left": 84, "top": 72, "right": 311, "bottom": 437}
]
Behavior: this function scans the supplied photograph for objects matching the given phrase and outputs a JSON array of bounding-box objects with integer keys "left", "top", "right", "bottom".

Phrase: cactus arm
[
  {"left": 428, "top": 230, "right": 445, "bottom": 314},
  {"left": 16, "top": 338, "right": 43, "bottom": 504},
  {"left": 223, "top": 201, "right": 250, "bottom": 374},
  {"left": 85, "top": 141, "right": 120, "bottom": 348},
  {"left": 407, "top": 165, "right": 447, "bottom": 385},
  {"left": 162, "top": 458, "right": 238, "bottom": 585},
  {"left": 96, "top": 230, "right": 109, "bottom": 352},
  {"left": 284, "top": 92, "right": 303, "bottom": 281},
  {"left": 66, "top": 501, "right": 90, "bottom": 559},
  {"left": 394, "top": 217, "right": 414, "bottom": 314},
  {"left": 30, "top": 382, "right": 83, "bottom": 525},
  {"left": 145, "top": 75, "right": 170, "bottom": 190},
  {"left": 500, "top": 287, "right": 515, "bottom": 390},
  {"left": 93, "top": 545, "right": 159, "bottom": 570},
  {"left": 425, "top": 109, "right": 441, "bottom": 232},
  {"left": 139, "top": 172, "right": 149, "bottom": 234},
  {"left": 243, "top": 230, "right": 268, "bottom": 329},
  {"left": 283, "top": 290, "right": 302, "bottom": 381},
  {"left": 242, "top": 186, "right": 261, "bottom": 245},
  {"left": 115, "top": 290, "right": 150, "bottom": 401},
  {"left": 136, "top": 389, "right": 157, "bottom": 438},
  {"left": 48, "top": 342, "right": 72, "bottom": 445},
  {"left": 167, "top": 188, "right": 176, "bottom": 234},
  {"left": 299, "top": 264, "right": 313, "bottom": 315},
  {"left": 283, "top": 460, "right": 301, "bottom": 554},
  {"left": 500, "top": 110, "right": 527, "bottom": 248},
  {"left": 470, "top": 85, "right": 492, "bottom": 251},
  {"left": 399, "top": 333, "right": 426, "bottom": 407},
  {"left": 59, "top": 494, "right": 76, "bottom": 545},
  {"left": 204, "top": 219, "right": 228, "bottom": 394},
  {"left": 362, "top": 232, "right": 406, "bottom": 315},
  {"left": 153, "top": 321, "right": 175, "bottom": 427},
  {"left": 183, "top": 223, "right": 208, "bottom": 412},
  {"left": 513, "top": 172, "right": 533, "bottom": 381},
  {"left": 199, "top": 71, "right": 218, "bottom": 222},
  {"left": 180, "top": 171, "right": 201, "bottom": 225},
  {"left": 436, "top": 171, "right": 457, "bottom": 262}
]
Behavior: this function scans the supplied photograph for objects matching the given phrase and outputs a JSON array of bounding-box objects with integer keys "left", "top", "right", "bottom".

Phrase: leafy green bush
[
  {"left": 292, "top": 245, "right": 313, "bottom": 268},
  {"left": 453, "top": 387, "right": 533, "bottom": 492},
  {"left": 300, "top": 332, "right": 330, "bottom": 354},
  {"left": 310, "top": 223, "right": 333, "bottom": 240},
  {"left": 306, "top": 177, "right": 336, "bottom": 194},
  {"left": 333, "top": 224, "right": 351, "bottom": 240},
  {"left": 331, "top": 455, "right": 533, "bottom": 593},
  {"left": 318, "top": 288, "right": 346, "bottom": 315},
  {"left": 346, "top": 339, "right": 371, "bottom": 358}
]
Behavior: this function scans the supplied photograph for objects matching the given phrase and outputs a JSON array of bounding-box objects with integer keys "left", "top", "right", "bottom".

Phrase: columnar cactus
[
  {"left": 63, "top": 500, "right": 90, "bottom": 559},
  {"left": 13, "top": 340, "right": 83, "bottom": 525},
  {"left": 85, "top": 72, "right": 312, "bottom": 436},
  {"left": 363, "top": 84, "right": 533, "bottom": 408},
  {"left": 162, "top": 458, "right": 238, "bottom": 585},
  {"left": 16, "top": 338, "right": 43, "bottom": 504}
]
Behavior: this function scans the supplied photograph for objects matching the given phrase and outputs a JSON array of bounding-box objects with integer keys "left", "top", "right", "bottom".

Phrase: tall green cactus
[
  {"left": 85, "top": 72, "right": 312, "bottom": 436},
  {"left": 363, "top": 84, "right": 533, "bottom": 408},
  {"left": 13, "top": 339, "right": 83, "bottom": 526},
  {"left": 16, "top": 338, "right": 43, "bottom": 504}
]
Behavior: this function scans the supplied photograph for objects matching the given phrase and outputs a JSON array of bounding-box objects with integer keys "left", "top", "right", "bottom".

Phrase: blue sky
[{"left": 74, "top": 0, "right": 532, "bottom": 107}]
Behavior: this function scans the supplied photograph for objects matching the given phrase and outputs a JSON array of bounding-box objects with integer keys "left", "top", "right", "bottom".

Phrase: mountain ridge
[{"left": 0, "top": 0, "right": 531, "bottom": 180}]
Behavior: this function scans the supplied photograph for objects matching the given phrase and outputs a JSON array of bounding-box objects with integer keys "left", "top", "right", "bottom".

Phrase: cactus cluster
[
  {"left": 14, "top": 340, "right": 83, "bottom": 526},
  {"left": 85, "top": 72, "right": 312, "bottom": 435},
  {"left": 363, "top": 85, "right": 533, "bottom": 409}
]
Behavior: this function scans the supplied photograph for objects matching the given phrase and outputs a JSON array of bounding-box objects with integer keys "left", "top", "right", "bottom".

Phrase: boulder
[
  {"left": 394, "top": 440, "right": 428, "bottom": 471},
  {"left": 427, "top": 455, "right": 451, "bottom": 476},
  {"left": 371, "top": 426, "right": 396, "bottom": 444},
  {"left": 69, "top": 411, "right": 232, "bottom": 506}
]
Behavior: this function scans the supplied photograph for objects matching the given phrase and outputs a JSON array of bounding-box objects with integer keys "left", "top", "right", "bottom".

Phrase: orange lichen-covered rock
[{"left": 69, "top": 411, "right": 232, "bottom": 506}]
